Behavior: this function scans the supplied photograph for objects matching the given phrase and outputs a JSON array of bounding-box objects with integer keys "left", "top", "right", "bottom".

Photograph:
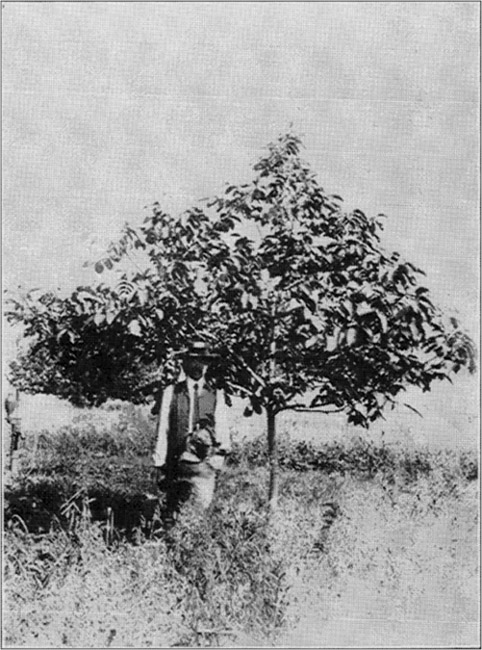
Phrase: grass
[{"left": 3, "top": 402, "right": 479, "bottom": 647}]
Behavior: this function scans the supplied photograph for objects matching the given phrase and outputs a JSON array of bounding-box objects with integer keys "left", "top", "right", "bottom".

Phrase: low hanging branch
[{"left": 287, "top": 406, "right": 345, "bottom": 414}]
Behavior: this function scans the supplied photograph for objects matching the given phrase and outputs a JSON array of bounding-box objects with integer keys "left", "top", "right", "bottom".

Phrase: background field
[{"left": 3, "top": 385, "right": 480, "bottom": 648}]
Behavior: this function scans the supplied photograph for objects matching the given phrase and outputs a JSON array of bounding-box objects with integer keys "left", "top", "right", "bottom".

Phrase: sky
[
  {"left": 3, "top": 3, "right": 479, "bottom": 330},
  {"left": 2, "top": 2, "right": 479, "bottom": 439}
]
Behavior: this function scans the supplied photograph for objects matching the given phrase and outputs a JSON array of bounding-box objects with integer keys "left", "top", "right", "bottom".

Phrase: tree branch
[
  {"left": 225, "top": 348, "right": 267, "bottom": 388},
  {"left": 281, "top": 403, "right": 345, "bottom": 414},
  {"left": 225, "top": 380, "right": 251, "bottom": 396}
]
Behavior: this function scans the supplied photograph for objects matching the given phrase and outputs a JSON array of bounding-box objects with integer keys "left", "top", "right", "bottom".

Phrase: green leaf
[
  {"left": 305, "top": 335, "right": 319, "bottom": 349},
  {"left": 416, "top": 286, "right": 429, "bottom": 296},
  {"left": 260, "top": 269, "right": 270, "bottom": 284},
  {"left": 93, "top": 312, "right": 105, "bottom": 326},
  {"left": 138, "top": 290, "right": 149, "bottom": 307},
  {"left": 356, "top": 301, "right": 372, "bottom": 317},
  {"left": 251, "top": 398, "right": 263, "bottom": 414},
  {"left": 57, "top": 329, "right": 74, "bottom": 344},
  {"left": 403, "top": 403, "right": 423, "bottom": 417},
  {"left": 345, "top": 327, "right": 357, "bottom": 346},
  {"left": 128, "top": 320, "right": 142, "bottom": 337},
  {"left": 287, "top": 298, "right": 303, "bottom": 313},
  {"left": 409, "top": 322, "right": 420, "bottom": 339},
  {"left": 377, "top": 312, "right": 388, "bottom": 333}
]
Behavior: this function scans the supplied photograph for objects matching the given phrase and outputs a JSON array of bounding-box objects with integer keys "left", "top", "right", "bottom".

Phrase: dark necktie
[{"left": 192, "top": 382, "right": 200, "bottom": 430}]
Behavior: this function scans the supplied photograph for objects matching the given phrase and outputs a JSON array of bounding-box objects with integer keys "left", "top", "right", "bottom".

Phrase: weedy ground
[{"left": 3, "top": 402, "right": 479, "bottom": 647}]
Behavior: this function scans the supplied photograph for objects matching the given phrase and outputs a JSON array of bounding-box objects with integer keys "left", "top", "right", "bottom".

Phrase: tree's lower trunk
[{"left": 267, "top": 409, "right": 279, "bottom": 511}]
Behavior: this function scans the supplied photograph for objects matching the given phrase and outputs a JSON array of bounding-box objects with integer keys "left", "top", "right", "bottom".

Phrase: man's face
[{"left": 182, "top": 355, "right": 207, "bottom": 381}]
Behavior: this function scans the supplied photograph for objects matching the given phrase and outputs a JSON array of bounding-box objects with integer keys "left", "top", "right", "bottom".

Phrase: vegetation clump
[{"left": 4, "top": 407, "right": 478, "bottom": 647}]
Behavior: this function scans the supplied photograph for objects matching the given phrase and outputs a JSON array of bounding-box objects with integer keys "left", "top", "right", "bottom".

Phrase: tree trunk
[{"left": 267, "top": 408, "right": 279, "bottom": 511}]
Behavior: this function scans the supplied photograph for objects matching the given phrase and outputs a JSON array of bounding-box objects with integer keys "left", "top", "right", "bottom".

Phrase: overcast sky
[{"left": 3, "top": 2, "right": 479, "bottom": 339}]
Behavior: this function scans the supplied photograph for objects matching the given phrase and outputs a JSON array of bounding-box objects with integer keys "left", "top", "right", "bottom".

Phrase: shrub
[{"left": 229, "top": 432, "right": 477, "bottom": 486}]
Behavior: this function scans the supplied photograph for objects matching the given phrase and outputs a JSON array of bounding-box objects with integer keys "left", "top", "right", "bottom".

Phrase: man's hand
[{"left": 187, "top": 427, "right": 214, "bottom": 460}]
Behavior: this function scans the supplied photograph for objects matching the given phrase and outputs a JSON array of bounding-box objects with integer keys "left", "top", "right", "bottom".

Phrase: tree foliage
[{"left": 6, "top": 132, "right": 476, "bottom": 424}]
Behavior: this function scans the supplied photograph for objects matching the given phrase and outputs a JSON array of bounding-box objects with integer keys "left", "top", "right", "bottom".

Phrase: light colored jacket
[{"left": 152, "top": 373, "right": 231, "bottom": 468}]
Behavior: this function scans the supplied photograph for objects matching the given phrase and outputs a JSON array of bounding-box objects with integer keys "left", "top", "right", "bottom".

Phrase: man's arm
[
  {"left": 152, "top": 384, "right": 174, "bottom": 467},
  {"left": 213, "top": 390, "right": 232, "bottom": 454}
]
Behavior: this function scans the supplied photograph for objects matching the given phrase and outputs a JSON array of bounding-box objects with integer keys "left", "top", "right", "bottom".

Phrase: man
[
  {"left": 4, "top": 388, "right": 21, "bottom": 472},
  {"left": 152, "top": 341, "right": 231, "bottom": 514}
]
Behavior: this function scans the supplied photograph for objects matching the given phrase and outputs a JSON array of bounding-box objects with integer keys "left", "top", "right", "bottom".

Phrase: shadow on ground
[{"left": 4, "top": 471, "right": 162, "bottom": 541}]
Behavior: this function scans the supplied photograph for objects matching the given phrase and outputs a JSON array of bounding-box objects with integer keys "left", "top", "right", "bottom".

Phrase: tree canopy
[{"left": 6, "top": 132, "right": 475, "bottom": 425}]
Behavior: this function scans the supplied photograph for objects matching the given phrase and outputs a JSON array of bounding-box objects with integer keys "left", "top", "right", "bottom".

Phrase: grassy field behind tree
[{"left": 3, "top": 399, "right": 479, "bottom": 647}]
